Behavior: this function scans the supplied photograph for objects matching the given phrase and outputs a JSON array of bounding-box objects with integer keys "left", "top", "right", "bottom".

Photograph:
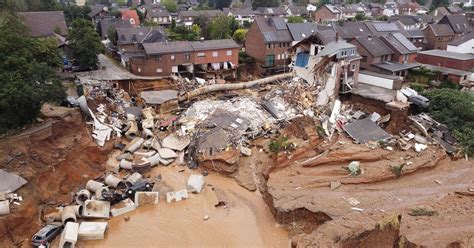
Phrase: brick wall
[
  {"left": 314, "top": 6, "right": 338, "bottom": 23},
  {"left": 416, "top": 53, "right": 474, "bottom": 71}
]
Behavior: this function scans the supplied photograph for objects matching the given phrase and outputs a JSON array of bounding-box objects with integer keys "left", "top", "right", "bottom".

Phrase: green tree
[
  {"left": 63, "top": 5, "right": 92, "bottom": 25},
  {"left": 355, "top": 12, "right": 366, "bottom": 21},
  {"left": 69, "top": 19, "right": 103, "bottom": 69},
  {"left": 287, "top": 16, "right": 305, "bottom": 23},
  {"left": 108, "top": 27, "right": 118, "bottom": 45},
  {"left": 233, "top": 28, "right": 248, "bottom": 43},
  {"left": 424, "top": 89, "right": 474, "bottom": 155},
  {"left": 162, "top": 0, "right": 178, "bottom": 12},
  {"left": 0, "top": 11, "right": 65, "bottom": 133},
  {"left": 208, "top": 15, "right": 236, "bottom": 39},
  {"left": 376, "top": 15, "right": 389, "bottom": 21}
]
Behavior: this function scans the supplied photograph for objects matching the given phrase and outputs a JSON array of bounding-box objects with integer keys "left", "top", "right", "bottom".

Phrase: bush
[
  {"left": 408, "top": 207, "right": 437, "bottom": 216},
  {"left": 425, "top": 89, "right": 474, "bottom": 155},
  {"left": 269, "top": 136, "right": 291, "bottom": 154},
  {"left": 239, "top": 51, "right": 254, "bottom": 64}
]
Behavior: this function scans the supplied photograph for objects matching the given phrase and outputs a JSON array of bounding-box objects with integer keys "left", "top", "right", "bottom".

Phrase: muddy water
[{"left": 79, "top": 166, "right": 289, "bottom": 248}]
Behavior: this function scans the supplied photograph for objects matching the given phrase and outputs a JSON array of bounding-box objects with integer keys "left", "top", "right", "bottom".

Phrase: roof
[
  {"left": 440, "top": 15, "right": 470, "bottom": 34},
  {"left": 343, "top": 118, "right": 391, "bottom": 144},
  {"left": 353, "top": 36, "right": 393, "bottom": 57},
  {"left": 316, "top": 29, "right": 337, "bottom": 45},
  {"left": 178, "top": 10, "right": 223, "bottom": 18},
  {"left": 88, "top": 5, "right": 107, "bottom": 18},
  {"left": 448, "top": 32, "right": 474, "bottom": 46},
  {"left": 365, "top": 21, "right": 411, "bottom": 37},
  {"left": 288, "top": 5, "right": 309, "bottom": 15},
  {"left": 368, "top": 3, "right": 383, "bottom": 8},
  {"left": 373, "top": 61, "right": 419, "bottom": 72},
  {"left": 406, "top": 28, "right": 424, "bottom": 38},
  {"left": 255, "top": 17, "right": 292, "bottom": 43},
  {"left": 256, "top": 7, "right": 287, "bottom": 15},
  {"left": 223, "top": 8, "right": 259, "bottom": 16},
  {"left": 317, "top": 40, "right": 356, "bottom": 57},
  {"left": 147, "top": 8, "right": 171, "bottom": 18},
  {"left": 418, "top": 49, "right": 474, "bottom": 60},
  {"left": 116, "top": 27, "right": 165, "bottom": 45},
  {"left": 428, "top": 24, "right": 454, "bottom": 36},
  {"left": 18, "top": 11, "right": 68, "bottom": 37},
  {"left": 447, "top": 6, "right": 463, "bottom": 14},
  {"left": 380, "top": 33, "right": 418, "bottom": 54},
  {"left": 337, "top": 4, "right": 360, "bottom": 14},
  {"left": 287, "top": 23, "right": 319, "bottom": 41},
  {"left": 140, "top": 90, "right": 178, "bottom": 104},
  {"left": 143, "top": 41, "right": 194, "bottom": 54},
  {"left": 337, "top": 22, "right": 371, "bottom": 39},
  {"left": 389, "top": 15, "right": 417, "bottom": 26},
  {"left": 143, "top": 39, "right": 238, "bottom": 55},
  {"left": 99, "top": 18, "right": 132, "bottom": 39},
  {"left": 325, "top": 5, "right": 341, "bottom": 14},
  {"left": 121, "top": 9, "right": 141, "bottom": 26},
  {"left": 420, "top": 64, "right": 471, "bottom": 76},
  {"left": 190, "top": 39, "right": 239, "bottom": 51}
]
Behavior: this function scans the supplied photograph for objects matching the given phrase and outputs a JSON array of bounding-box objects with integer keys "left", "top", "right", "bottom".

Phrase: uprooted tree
[{"left": 0, "top": 11, "right": 65, "bottom": 133}]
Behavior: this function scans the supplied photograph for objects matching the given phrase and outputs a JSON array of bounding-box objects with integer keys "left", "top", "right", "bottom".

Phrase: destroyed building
[{"left": 289, "top": 34, "right": 361, "bottom": 106}]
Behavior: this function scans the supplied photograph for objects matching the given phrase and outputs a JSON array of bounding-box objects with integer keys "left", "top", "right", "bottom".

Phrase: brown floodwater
[{"left": 78, "top": 166, "right": 289, "bottom": 248}]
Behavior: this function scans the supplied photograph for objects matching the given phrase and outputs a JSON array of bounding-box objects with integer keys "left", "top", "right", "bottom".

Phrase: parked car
[
  {"left": 31, "top": 223, "right": 62, "bottom": 247},
  {"left": 124, "top": 180, "right": 153, "bottom": 198}
]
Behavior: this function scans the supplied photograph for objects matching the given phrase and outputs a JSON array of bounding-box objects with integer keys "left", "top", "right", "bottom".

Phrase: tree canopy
[
  {"left": 287, "top": 16, "right": 305, "bottom": 23},
  {"left": 424, "top": 88, "right": 474, "bottom": 156},
  {"left": 69, "top": 18, "right": 103, "bottom": 69},
  {"left": 162, "top": 0, "right": 178, "bottom": 12},
  {"left": 208, "top": 15, "right": 239, "bottom": 40},
  {"left": 0, "top": 11, "right": 65, "bottom": 133}
]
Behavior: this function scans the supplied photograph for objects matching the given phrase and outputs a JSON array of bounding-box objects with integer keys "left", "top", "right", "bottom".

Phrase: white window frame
[
  {"left": 226, "top": 50, "right": 232, "bottom": 56},
  {"left": 212, "top": 51, "right": 218, "bottom": 57},
  {"left": 156, "top": 68, "right": 163, "bottom": 73},
  {"left": 197, "top": 52, "right": 205, "bottom": 57}
]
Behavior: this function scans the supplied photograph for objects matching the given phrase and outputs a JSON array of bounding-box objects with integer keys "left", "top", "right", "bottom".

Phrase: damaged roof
[
  {"left": 317, "top": 40, "right": 356, "bottom": 57},
  {"left": 116, "top": 27, "right": 165, "bottom": 45},
  {"left": 140, "top": 90, "right": 178, "bottom": 105},
  {"left": 343, "top": 118, "right": 391, "bottom": 144},
  {"left": 287, "top": 23, "right": 319, "bottom": 41}
]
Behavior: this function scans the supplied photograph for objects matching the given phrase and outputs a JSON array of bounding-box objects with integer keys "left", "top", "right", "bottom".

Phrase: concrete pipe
[
  {"left": 143, "top": 138, "right": 154, "bottom": 148},
  {"left": 142, "top": 128, "right": 154, "bottom": 139},
  {"left": 85, "top": 180, "right": 104, "bottom": 193},
  {"left": 0, "top": 201, "right": 10, "bottom": 216},
  {"left": 125, "top": 172, "right": 142, "bottom": 187},
  {"left": 105, "top": 174, "right": 125, "bottom": 189},
  {"left": 44, "top": 210, "right": 62, "bottom": 223},
  {"left": 94, "top": 187, "right": 109, "bottom": 200},
  {"left": 147, "top": 153, "right": 161, "bottom": 167},
  {"left": 125, "top": 120, "right": 138, "bottom": 140},
  {"left": 71, "top": 205, "right": 83, "bottom": 217},
  {"left": 61, "top": 206, "right": 77, "bottom": 224},
  {"left": 125, "top": 137, "right": 145, "bottom": 154},
  {"left": 120, "top": 159, "right": 133, "bottom": 170},
  {"left": 75, "top": 189, "right": 91, "bottom": 205}
]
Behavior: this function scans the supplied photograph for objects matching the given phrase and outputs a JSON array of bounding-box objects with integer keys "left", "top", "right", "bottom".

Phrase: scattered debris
[
  {"left": 348, "top": 161, "right": 361, "bottom": 176},
  {"left": 110, "top": 199, "right": 137, "bottom": 217},
  {"left": 346, "top": 197, "right": 361, "bottom": 207},
  {"left": 59, "top": 222, "right": 79, "bottom": 248},
  {"left": 330, "top": 181, "right": 342, "bottom": 190},
  {"left": 78, "top": 222, "right": 108, "bottom": 240},
  {"left": 408, "top": 207, "right": 437, "bottom": 216},
  {"left": 166, "top": 190, "right": 188, "bottom": 203},
  {"left": 186, "top": 175, "right": 205, "bottom": 193}
]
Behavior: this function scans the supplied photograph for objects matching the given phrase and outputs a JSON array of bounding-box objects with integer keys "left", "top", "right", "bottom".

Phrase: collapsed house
[{"left": 289, "top": 34, "right": 361, "bottom": 106}]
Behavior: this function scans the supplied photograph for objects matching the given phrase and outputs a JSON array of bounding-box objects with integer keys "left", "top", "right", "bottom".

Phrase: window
[
  {"left": 265, "top": 55, "right": 275, "bottom": 66},
  {"left": 362, "top": 55, "right": 367, "bottom": 62},
  {"left": 226, "top": 50, "right": 232, "bottom": 56},
  {"left": 171, "top": 55, "right": 175, "bottom": 61},
  {"left": 138, "top": 67, "right": 141, "bottom": 72},
  {"left": 155, "top": 55, "right": 161, "bottom": 61},
  {"left": 197, "top": 52, "right": 205, "bottom": 57},
  {"left": 351, "top": 64, "right": 356, "bottom": 71},
  {"left": 184, "top": 53, "right": 190, "bottom": 61},
  {"left": 212, "top": 51, "right": 218, "bottom": 57},
  {"left": 156, "top": 68, "right": 162, "bottom": 73},
  {"left": 277, "top": 54, "right": 281, "bottom": 60},
  {"left": 279, "top": 43, "right": 282, "bottom": 48},
  {"left": 437, "top": 37, "right": 442, "bottom": 41},
  {"left": 351, "top": 49, "right": 355, "bottom": 55}
]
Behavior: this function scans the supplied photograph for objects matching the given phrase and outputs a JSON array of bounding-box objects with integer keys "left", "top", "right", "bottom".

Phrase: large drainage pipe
[
  {"left": 86, "top": 180, "right": 104, "bottom": 193},
  {"left": 125, "top": 137, "right": 145, "bottom": 154},
  {"left": 94, "top": 186, "right": 109, "bottom": 200},
  {"left": 120, "top": 159, "right": 133, "bottom": 170},
  {"left": 75, "top": 189, "right": 91, "bottom": 205},
  {"left": 61, "top": 206, "right": 77, "bottom": 224},
  {"left": 178, "top": 72, "right": 293, "bottom": 102},
  {"left": 142, "top": 128, "right": 154, "bottom": 139},
  {"left": 125, "top": 172, "right": 142, "bottom": 187},
  {"left": 105, "top": 174, "right": 125, "bottom": 189},
  {"left": 125, "top": 120, "right": 138, "bottom": 140},
  {"left": 147, "top": 153, "right": 161, "bottom": 167}
]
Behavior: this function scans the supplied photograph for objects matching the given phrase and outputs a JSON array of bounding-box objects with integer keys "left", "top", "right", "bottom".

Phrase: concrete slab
[
  {"left": 59, "top": 222, "right": 79, "bottom": 248},
  {"left": 78, "top": 222, "right": 108, "bottom": 240},
  {"left": 0, "top": 170, "right": 27, "bottom": 192},
  {"left": 186, "top": 175, "right": 205, "bottom": 193},
  {"left": 157, "top": 148, "right": 178, "bottom": 159},
  {"left": 83, "top": 200, "right": 110, "bottom": 219},
  {"left": 110, "top": 199, "right": 137, "bottom": 217},
  {"left": 166, "top": 189, "right": 188, "bottom": 203},
  {"left": 134, "top": 192, "right": 159, "bottom": 206},
  {"left": 162, "top": 134, "right": 191, "bottom": 151}
]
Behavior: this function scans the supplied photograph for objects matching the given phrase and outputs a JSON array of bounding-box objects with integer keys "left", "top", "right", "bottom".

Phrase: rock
[
  {"left": 203, "top": 215, "right": 209, "bottom": 221},
  {"left": 330, "top": 181, "right": 341, "bottom": 190},
  {"left": 187, "top": 175, "right": 205, "bottom": 193},
  {"left": 240, "top": 146, "right": 252, "bottom": 156}
]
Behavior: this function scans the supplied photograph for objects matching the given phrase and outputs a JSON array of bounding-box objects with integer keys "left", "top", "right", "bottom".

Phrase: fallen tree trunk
[{"left": 178, "top": 72, "right": 293, "bottom": 102}]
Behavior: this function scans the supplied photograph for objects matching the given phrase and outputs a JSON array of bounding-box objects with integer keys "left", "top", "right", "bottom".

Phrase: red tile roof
[{"left": 121, "top": 10, "right": 140, "bottom": 26}]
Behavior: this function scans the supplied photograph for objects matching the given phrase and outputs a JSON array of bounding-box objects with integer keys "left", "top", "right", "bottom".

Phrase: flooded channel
[{"left": 79, "top": 166, "right": 289, "bottom": 248}]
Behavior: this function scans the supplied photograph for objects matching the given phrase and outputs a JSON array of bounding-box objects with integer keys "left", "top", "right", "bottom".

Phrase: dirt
[
  {"left": 0, "top": 110, "right": 111, "bottom": 247},
  {"left": 233, "top": 114, "right": 474, "bottom": 247}
]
